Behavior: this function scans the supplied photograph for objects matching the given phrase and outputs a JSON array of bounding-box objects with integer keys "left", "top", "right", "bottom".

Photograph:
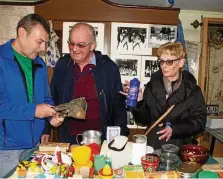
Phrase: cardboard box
[
  {"left": 206, "top": 117, "right": 223, "bottom": 129},
  {"left": 39, "top": 142, "right": 70, "bottom": 152}
]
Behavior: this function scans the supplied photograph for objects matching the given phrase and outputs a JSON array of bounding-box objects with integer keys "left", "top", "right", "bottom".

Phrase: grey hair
[{"left": 69, "top": 23, "right": 96, "bottom": 41}]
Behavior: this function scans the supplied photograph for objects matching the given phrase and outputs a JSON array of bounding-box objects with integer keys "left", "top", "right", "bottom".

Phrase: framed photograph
[
  {"left": 106, "top": 126, "right": 121, "bottom": 143},
  {"left": 148, "top": 25, "right": 177, "bottom": 47},
  {"left": 111, "top": 54, "right": 142, "bottom": 83},
  {"left": 185, "top": 41, "right": 201, "bottom": 81},
  {"left": 111, "top": 22, "right": 152, "bottom": 55},
  {"left": 141, "top": 56, "right": 159, "bottom": 81},
  {"left": 62, "top": 22, "right": 105, "bottom": 54}
]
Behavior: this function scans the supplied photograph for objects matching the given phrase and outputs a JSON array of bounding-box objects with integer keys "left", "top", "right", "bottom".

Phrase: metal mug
[{"left": 76, "top": 130, "right": 102, "bottom": 145}]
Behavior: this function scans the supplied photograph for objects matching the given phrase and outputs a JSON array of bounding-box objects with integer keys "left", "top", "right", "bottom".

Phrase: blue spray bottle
[{"left": 126, "top": 78, "right": 141, "bottom": 108}]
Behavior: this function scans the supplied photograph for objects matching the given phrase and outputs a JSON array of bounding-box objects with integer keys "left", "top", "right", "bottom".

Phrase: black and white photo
[
  {"left": 106, "top": 126, "right": 121, "bottom": 143},
  {"left": 141, "top": 56, "right": 159, "bottom": 81},
  {"left": 112, "top": 55, "right": 141, "bottom": 83},
  {"left": 148, "top": 25, "right": 177, "bottom": 47},
  {"left": 111, "top": 23, "right": 152, "bottom": 55},
  {"left": 62, "top": 22, "right": 105, "bottom": 53},
  {"left": 186, "top": 40, "right": 201, "bottom": 81}
]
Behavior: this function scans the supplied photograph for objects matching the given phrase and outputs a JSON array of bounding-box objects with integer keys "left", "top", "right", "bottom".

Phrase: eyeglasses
[
  {"left": 157, "top": 58, "right": 181, "bottom": 66},
  {"left": 67, "top": 40, "right": 93, "bottom": 49}
]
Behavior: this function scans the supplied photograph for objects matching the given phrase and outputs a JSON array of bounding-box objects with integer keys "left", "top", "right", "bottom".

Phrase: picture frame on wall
[
  {"left": 62, "top": 22, "right": 105, "bottom": 54},
  {"left": 140, "top": 56, "right": 159, "bottom": 82},
  {"left": 111, "top": 54, "right": 142, "bottom": 83},
  {"left": 111, "top": 22, "right": 152, "bottom": 55},
  {"left": 185, "top": 40, "right": 201, "bottom": 81},
  {"left": 148, "top": 24, "right": 177, "bottom": 47}
]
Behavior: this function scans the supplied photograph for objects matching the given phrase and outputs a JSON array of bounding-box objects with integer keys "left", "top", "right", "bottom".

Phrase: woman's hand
[
  {"left": 157, "top": 125, "right": 173, "bottom": 142},
  {"left": 119, "top": 80, "right": 143, "bottom": 101}
]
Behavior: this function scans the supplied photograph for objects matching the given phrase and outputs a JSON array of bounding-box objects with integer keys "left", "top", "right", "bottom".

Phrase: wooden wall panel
[{"left": 35, "top": 0, "right": 179, "bottom": 25}]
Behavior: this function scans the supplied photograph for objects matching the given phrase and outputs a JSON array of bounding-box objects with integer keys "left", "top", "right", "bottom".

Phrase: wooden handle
[{"left": 144, "top": 105, "right": 175, "bottom": 136}]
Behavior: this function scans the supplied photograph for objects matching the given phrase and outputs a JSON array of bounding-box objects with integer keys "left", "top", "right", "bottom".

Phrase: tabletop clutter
[{"left": 13, "top": 129, "right": 223, "bottom": 179}]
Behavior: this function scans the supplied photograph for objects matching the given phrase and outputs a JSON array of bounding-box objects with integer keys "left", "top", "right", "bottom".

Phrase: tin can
[{"left": 177, "top": 162, "right": 202, "bottom": 179}]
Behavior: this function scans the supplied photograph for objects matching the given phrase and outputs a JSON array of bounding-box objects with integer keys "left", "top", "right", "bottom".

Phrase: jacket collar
[
  {"left": 1, "top": 39, "right": 15, "bottom": 60},
  {"left": 1, "top": 39, "right": 43, "bottom": 67},
  {"left": 150, "top": 70, "right": 197, "bottom": 109}
]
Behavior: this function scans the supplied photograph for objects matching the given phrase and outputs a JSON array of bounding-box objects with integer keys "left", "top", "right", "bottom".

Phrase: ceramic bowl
[
  {"left": 141, "top": 154, "right": 159, "bottom": 172},
  {"left": 179, "top": 145, "right": 209, "bottom": 164}
]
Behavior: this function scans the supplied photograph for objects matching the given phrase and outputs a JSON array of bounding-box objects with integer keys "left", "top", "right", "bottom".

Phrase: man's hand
[
  {"left": 35, "top": 104, "right": 56, "bottom": 118},
  {"left": 157, "top": 126, "right": 173, "bottom": 142},
  {"left": 41, "top": 134, "right": 50, "bottom": 145},
  {"left": 50, "top": 113, "right": 64, "bottom": 127}
]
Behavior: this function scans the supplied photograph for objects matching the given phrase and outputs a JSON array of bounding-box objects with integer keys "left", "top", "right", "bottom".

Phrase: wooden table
[
  {"left": 205, "top": 127, "right": 223, "bottom": 156},
  {"left": 5, "top": 148, "right": 219, "bottom": 178}
]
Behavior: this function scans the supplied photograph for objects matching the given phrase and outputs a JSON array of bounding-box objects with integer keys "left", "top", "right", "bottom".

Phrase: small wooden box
[{"left": 39, "top": 142, "right": 70, "bottom": 152}]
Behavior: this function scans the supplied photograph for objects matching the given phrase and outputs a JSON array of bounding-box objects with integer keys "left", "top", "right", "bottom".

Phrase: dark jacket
[
  {"left": 133, "top": 70, "right": 207, "bottom": 150},
  {"left": 0, "top": 39, "right": 53, "bottom": 150},
  {"left": 48, "top": 51, "right": 129, "bottom": 142}
]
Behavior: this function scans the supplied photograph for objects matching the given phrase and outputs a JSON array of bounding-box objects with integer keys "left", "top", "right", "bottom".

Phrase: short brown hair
[
  {"left": 157, "top": 42, "right": 186, "bottom": 59},
  {"left": 16, "top": 14, "right": 50, "bottom": 35}
]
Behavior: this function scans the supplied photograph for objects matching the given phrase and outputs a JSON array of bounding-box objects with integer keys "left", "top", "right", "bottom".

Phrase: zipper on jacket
[
  {"left": 99, "top": 89, "right": 108, "bottom": 136},
  {"left": 101, "top": 90, "right": 108, "bottom": 112},
  {"left": 92, "top": 71, "right": 105, "bottom": 135},
  {"left": 15, "top": 58, "right": 34, "bottom": 146},
  {"left": 3, "top": 119, "right": 6, "bottom": 146},
  {"left": 31, "top": 63, "right": 38, "bottom": 145},
  {"left": 16, "top": 61, "right": 29, "bottom": 102},
  {"left": 95, "top": 86, "right": 103, "bottom": 123}
]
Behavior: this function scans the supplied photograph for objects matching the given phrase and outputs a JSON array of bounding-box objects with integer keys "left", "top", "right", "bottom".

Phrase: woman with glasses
[{"left": 121, "top": 42, "right": 207, "bottom": 150}]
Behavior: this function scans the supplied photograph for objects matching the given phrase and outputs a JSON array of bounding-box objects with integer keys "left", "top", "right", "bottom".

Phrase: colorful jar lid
[{"left": 199, "top": 171, "right": 219, "bottom": 178}]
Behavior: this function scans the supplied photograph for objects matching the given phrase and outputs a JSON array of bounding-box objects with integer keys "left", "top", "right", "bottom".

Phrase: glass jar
[
  {"left": 161, "top": 144, "right": 179, "bottom": 155},
  {"left": 158, "top": 152, "right": 179, "bottom": 171},
  {"left": 131, "top": 134, "right": 147, "bottom": 165}
]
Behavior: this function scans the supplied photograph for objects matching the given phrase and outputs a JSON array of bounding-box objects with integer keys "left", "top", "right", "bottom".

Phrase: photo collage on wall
[{"left": 111, "top": 22, "right": 177, "bottom": 128}]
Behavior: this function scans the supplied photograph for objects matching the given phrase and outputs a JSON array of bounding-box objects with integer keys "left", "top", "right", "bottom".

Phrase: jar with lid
[
  {"left": 161, "top": 144, "right": 179, "bottom": 155},
  {"left": 158, "top": 152, "right": 179, "bottom": 171}
]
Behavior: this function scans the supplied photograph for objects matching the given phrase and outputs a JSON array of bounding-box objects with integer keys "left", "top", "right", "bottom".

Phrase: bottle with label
[{"left": 126, "top": 78, "right": 140, "bottom": 108}]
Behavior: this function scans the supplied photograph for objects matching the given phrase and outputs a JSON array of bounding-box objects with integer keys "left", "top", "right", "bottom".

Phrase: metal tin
[
  {"left": 177, "top": 162, "right": 202, "bottom": 179},
  {"left": 76, "top": 130, "right": 102, "bottom": 145}
]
